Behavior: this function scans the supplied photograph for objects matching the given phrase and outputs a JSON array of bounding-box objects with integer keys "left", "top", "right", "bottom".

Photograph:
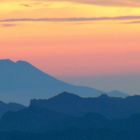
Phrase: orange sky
[{"left": 0, "top": 0, "right": 140, "bottom": 78}]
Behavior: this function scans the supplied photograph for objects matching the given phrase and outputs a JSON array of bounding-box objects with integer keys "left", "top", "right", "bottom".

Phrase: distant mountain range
[
  {"left": 108, "top": 90, "right": 128, "bottom": 98},
  {"left": 0, "top": 59, "right": 128, "bottom": 104},
  {"left": 0, "top": 92, "right": 140, "bottom": 140}
]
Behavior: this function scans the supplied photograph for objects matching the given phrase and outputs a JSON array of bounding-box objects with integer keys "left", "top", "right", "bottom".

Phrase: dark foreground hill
[
  {"left": 0, "top": 101, "right": 25, "bottom": 118},
  {"left": 1, "top": 111, "right": 140, "bottom": 140},
  {"left": 0, "top": 127, "right": 140, "bottom": 140},
  {"left": 1, "top": 93, "right": 140, "bottom": 131},
  {"left": 0, "top": 93, "right": 140, "bottom": 139}
]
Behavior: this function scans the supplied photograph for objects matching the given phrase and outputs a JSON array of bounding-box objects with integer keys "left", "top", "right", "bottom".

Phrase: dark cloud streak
[
  {"left": 0, "top": 16, "right": 140, "bottom": 23},
  {"left": 0, "top": 23, "right": 17, "bottom": 27},
  {"left": 123, "top": 20, "right": 140, "bottom": 24}
]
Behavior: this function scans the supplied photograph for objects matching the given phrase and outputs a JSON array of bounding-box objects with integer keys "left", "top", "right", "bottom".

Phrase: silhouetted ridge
[
  {"left": 15, "top": 60, "right": 48, "bottom": 76},
  {"left": 0, "top": 59, "right": 15, "bottom": 75},
  {"left": 3, "top": 95, "right": 140, "bottom": 136},
  {"left": 0, "top": 101, "right": 25, "bottom": 118},
  {"left": 30, "top": 93, "right": 140, "bottom": 118},
  {"left": 1, "top": 93, "right": 140, "bottom": 139},
  {"left": 0, "top": 59, "right": 107, "bottom": 104},
  {"left": 108, "top": 90, "right": 128, "bottom": 98},
  {"left": 0, "top": 103, "right": 109, "bottom": 132},
  {"left": 0, "top": 59, "right": 15, "bottom": 64},
  {"left": 97, "top": 94, "right": 109, "bottom": 99},
  {"left": 49, "top": 92, "right": 81, "bottom": 101}
]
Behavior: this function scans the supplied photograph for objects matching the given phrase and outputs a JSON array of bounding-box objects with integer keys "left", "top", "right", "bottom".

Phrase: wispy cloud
[
  {"left": 0, "top": 23, "right": 17, "bottom": 27},
  {"left": 0, "top": 16, "right": 140, "bottom": 23},
  {"left": 51, "top": 0, "right": 140, "bottom": 7},
  {"left": 19, "top": 3, "right": 32, "bottom": 7},
  {"left": 124, "top": 20, "right": 140, "bottom": 24}
]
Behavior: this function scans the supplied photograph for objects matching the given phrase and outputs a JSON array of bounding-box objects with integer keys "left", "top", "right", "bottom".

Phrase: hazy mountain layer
[{"left": 0, "top": 59, "right": 109, "bottom": 104}]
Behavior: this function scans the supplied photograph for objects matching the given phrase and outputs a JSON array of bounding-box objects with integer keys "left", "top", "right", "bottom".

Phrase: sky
[{"left": 0, "top": 0, "right": 140, "bottom": 94}]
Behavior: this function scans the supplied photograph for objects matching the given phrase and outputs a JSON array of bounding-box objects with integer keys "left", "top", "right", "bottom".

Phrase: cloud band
[{"left": 0, "top": 16, "right": 140, "bottom": 23}]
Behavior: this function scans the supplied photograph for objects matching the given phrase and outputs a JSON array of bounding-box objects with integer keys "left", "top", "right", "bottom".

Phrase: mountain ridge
[
  {"left": 0, "top": 101, "right": 25, "bottom": 118},
  {"left": 30, "top": 92, "right": 140, "bottom": 119},
  {"left": 0, "top": 59, "right": 128, "bottom": 104},
  {"left": 1, "top": 92, "right": 140, "bottom": 134}
]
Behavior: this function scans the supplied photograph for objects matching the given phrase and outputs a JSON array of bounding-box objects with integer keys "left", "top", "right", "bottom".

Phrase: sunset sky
[{"left": 0, "top": 0, "right": 140, "bottom": 94}]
